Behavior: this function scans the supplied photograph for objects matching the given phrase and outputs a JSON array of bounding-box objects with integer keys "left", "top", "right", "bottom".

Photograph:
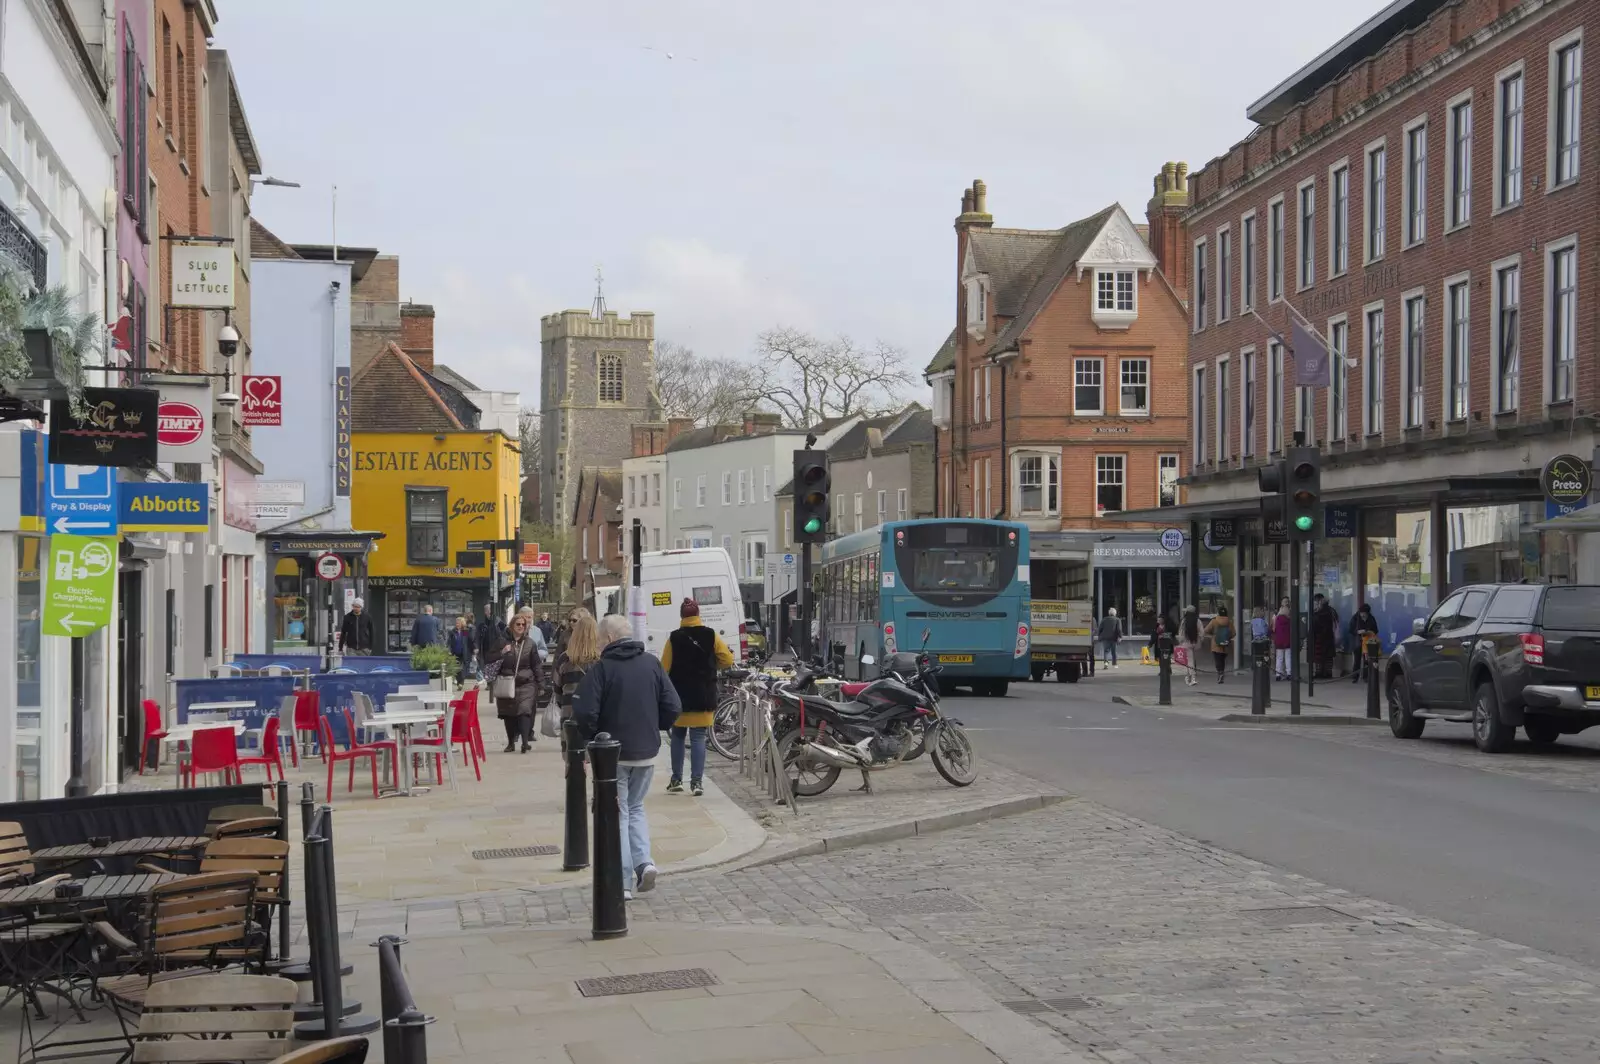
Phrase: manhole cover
[
  {"left": 1242, "top": 905, "right": 1357, "bottom": 926},
  {"left": 851, "top": 890, "right": 980, "bottom": 917},
  {"left": 470, "top": 845, "right": 560, "bottom": 860},
  {"left": 575, "top": 968, "right": 719, "bottom": 997}
]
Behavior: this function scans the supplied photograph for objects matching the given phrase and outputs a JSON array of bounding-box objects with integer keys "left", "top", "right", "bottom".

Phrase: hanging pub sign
[
  {"left": 1540, "top": 454, "right": 1592, "bottom": 506},
  {"left": 48, "top": 387, "right": 159, "bottom": 468},
  {"left": 1207, "top": 517, "right": 1238, "bottom": 547},
  {"left": 156, "top": 382, "right": 212, "bottom": 464}
]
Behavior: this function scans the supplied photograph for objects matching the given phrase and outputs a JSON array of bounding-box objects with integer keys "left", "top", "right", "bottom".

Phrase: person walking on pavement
[
  {"left": 537, "top": 611, "right": 555, "bottom": 644},
  {"left": 1180, "top": 605, "right": 1201, "bottom": 686},
  {"left": 1097, "top": 608, "right": 1124, "bottom": 669},
  {"left": 448, "top": 614, "right": 477, "bottom": 678},
  {"left": 1349, "top": 602, "right": 1381, "bottom": 684},
  {"left": 1309, "top": 594, "right": 1338, "bottom": 679},
  {"left": 410, "top": 604, "right": 441, "bottom": 649},
  {"left": 661, "top": 599, "right": 734, "bottom": 796},
  {"left": 574, "top": 614, "right": 681, "bottom": 900},
  {"left": 337, "top": 598, "right": 376, "bottom": 656},
  {"left": 1204, "top": 606, "right": 1234, "bottom": 683},
  {"left": 1272, "top": 598, "right": 1293, "bottom": 680},
  {"left": 554, "top": 609, "right": 601, "bottom": 754},
  {"left": 477, "top": 603, "right": 507, "bottom": 661},
  {"left": 491, "top": 609, "right": 543, "bottom": 753}
]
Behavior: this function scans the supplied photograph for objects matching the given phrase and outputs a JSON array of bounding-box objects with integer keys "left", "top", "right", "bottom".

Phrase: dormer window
[
  {"left": 966, "top": 277, "right": 988, "bottom": 333},
  {"left": 1092, "top": 269, "right": 1137, "bottom": 328}
]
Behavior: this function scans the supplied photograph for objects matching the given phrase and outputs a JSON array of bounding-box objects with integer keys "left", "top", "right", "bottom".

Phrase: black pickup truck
[{"left": 1386, "top": 583, "right": 1600, "bottom": 752}]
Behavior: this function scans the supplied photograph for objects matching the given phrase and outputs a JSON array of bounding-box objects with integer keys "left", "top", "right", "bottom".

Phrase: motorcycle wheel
[
  {"left": 709, "top": 697, "right": 743, "bottom": 760},
  {"left": 776, "top": 726, "right": 842, "bottom": 796},
  {"left": 929, "top": 721, "right": 977, "bottom": 787},
  {"left": 902, "top": 727, "right": 928, "bottom": 761}
]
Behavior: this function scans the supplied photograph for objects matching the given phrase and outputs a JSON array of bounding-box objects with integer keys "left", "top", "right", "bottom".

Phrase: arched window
[{"left": 598, "top": 354, "right": 623, "bottom": 402}]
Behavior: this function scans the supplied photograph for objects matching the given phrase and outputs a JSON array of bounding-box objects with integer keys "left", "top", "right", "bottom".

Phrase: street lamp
[{"left": 251, "top": 176, "right": 301, "bottom": 188}]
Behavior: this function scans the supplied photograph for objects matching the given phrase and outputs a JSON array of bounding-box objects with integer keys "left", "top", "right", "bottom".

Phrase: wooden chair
[
  {"left": 0, "top": 822, "right": 67, "bottom": 889},
  {"left": 131, "top": 974, "right": 298, "bottom": 1064},
  {"left": 204, "top": 805, "right": 280, "bottom": 837},
  {"left": 265, "top": 1036, "right": 368, "bottom": 1064}
]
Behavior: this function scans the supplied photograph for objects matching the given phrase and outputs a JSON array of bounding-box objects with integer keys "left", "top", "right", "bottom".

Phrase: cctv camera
[{"left": 218, "top": 324, "right": 240, "bottom": 358}]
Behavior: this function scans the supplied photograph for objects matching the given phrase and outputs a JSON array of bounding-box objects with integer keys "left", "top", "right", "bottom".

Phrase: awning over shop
[{"left": 263, "top": 531, "right": 385, "bottom": 555}]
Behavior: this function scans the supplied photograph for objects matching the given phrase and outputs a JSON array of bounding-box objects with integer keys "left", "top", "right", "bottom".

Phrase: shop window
[{"left": 406, "top": 488, "right": 448, "bottom": 565}]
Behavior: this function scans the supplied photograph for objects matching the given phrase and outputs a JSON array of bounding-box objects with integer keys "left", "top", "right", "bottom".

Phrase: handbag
[
  {"left": 1173, "top": 644, "right": 1191, "bottom": 667},
  {"left": 492, "top": 640, "right": 524, "bottom": 701}
]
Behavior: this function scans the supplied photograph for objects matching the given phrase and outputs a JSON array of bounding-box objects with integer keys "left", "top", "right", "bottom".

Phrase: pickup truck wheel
[
  {"left": 1472, "top": 682, "right": 1515, "bottom": 753},
  {"left": 1388, "top": 675, "right": 1425, "bottom": 739},
  {"left": 1057, "top": 663, "right": 1081, "bottom": 683},
  {"left": 1523, "top": 716, "right": 1562, "bottom": 746},
  {"left": 1031, "top": 666, "right": 1048, "bottom": 682}
]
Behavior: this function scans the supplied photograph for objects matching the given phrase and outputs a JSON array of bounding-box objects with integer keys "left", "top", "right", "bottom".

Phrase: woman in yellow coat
[{"left": 660, "top": 599, "right": 734, "bottom": 796}]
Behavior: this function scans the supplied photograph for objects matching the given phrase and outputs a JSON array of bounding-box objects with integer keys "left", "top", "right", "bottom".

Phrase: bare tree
[
  {"left": 517, "top": 407, "right": 541, "bottom": 479},
  {"left": 748, "top": 327, "right": 913, "bottom": 427},
  {"left": 653, "top": 340, "right": 754, "bottom": 425}
]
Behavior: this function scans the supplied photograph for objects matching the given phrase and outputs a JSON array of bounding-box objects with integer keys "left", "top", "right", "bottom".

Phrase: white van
[{"left": 628, "top": 548, "right": 745, "bottom": 663}]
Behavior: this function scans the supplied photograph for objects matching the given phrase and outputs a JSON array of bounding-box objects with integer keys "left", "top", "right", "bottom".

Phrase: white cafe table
[{"left": 370, "top": 703, "right": 448, "bottom": 797}]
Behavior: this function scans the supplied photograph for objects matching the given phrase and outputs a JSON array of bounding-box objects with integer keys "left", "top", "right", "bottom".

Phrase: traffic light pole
[
  {"left": 1289, "top": 541, "right": 1302, "bottom": 717},
  {"left": 1306, "top": 538, "right": 1317, "bottom": 697},
  {"left": 798, "top": 546, "right": 813, "bottom": 665}
]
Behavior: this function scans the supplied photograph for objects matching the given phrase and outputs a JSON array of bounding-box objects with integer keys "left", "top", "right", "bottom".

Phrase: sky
[{"left": 222, "top": 0, "right": 1368, "bottom": 401}]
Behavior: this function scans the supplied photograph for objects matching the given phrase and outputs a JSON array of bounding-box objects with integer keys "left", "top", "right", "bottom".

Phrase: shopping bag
[
  {"left": 539, "top": 702, "right": 561, "bottom": 739},
  {"left": 1173, "top": 644, "right": 1191, "bottom": 668}
]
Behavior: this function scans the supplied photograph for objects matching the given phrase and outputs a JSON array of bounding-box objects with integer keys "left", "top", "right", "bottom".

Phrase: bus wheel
[
  {"left": 1058, "top": 663, "right": 1080, "bottom": 683},
  {"left": 1031, "top": 666, "right": 1048, "bottom": 683}
]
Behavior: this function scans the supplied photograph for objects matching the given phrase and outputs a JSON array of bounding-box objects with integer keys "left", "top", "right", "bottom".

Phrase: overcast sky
[{"left": 223, "top": 0, "right": 1364, "bottom": 400}]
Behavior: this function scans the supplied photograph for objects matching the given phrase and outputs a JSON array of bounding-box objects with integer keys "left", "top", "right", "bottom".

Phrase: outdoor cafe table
[
  {"left": 369, "top": 704, "right": 448, "bottom": 797},
  {"left": 0, "top": 872, "right": 181, "bottom": 909},
  {"left": 32, "top": 837, "right": 210, "bottom": 871}
]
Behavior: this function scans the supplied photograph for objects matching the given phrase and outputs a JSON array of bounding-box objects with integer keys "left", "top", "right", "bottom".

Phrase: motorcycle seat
[
  {"left": 799, "top": 693, "right": 873, "bottom": 716},
  {"left": 838, "top": 681, "right": 870, "bottom": 698}
]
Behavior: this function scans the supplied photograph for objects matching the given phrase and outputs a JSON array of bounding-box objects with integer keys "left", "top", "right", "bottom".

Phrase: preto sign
[
  {"left": 1541, "top": 454, "right": 1592, "bottom": 505},
  {"left": 48, "top": 387, "right": 159, "bottom": 468}
]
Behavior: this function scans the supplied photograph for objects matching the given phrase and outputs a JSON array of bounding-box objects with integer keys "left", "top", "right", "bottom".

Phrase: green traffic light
[
  {"left": 803, "top": 517, "right": 823, "bottom": 534},
  {"left": 1294, "top": 515, "right": 1314, "bottom": 531}
]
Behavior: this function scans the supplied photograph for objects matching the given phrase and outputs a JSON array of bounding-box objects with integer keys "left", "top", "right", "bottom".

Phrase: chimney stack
[
  {"left": 631, "top": 421, "right": 668, "bottom": 457},
  {"left": 1146, "top": 161, "right": 1190, "bottom": 294},
  {"left": 665, "top": 416, "right": 695, "bottom": 443},
  {"left": 956, "top": 179, "right": 994, "bottom": 229},
  {"left": 399, "top": 302, "right": 435, "bottom": 372}
]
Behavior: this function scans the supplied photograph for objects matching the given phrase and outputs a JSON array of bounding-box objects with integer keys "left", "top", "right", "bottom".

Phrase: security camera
[{"left": 218, "top": 324, "right": 240, "bottom": 358}]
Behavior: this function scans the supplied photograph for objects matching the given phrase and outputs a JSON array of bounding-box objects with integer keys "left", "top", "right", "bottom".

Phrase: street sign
[
  {"left": 45, "top": 464, "right": 117, "bottom": 536},
  {"left": 48, "top": 387, "right": 160, "bottom": 468},
  {"left": 466, "top": 538, "right": 517, "bottom": 551},
  {"left": 119, "top": 481, "right": 209, "bottom": 532},
  {"left": 42, "top": 535, "right": 116, "bottom": 637},
  {"left": 1159, "top": 528, "right": 1184, "bottom": 552},
  {"left": 527, "top": 551, "right": 551, "bottom": 572},
  {"left": 520, "top": 542, "right": 542, "bottom": 568},
  {"left": 314, "top": 552, "right": 344, "bottom": 581}
]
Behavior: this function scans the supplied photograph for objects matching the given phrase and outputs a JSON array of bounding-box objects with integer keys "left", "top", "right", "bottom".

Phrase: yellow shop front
[{"left": 351, "top": 431, "right": 521, "bottom": 652}]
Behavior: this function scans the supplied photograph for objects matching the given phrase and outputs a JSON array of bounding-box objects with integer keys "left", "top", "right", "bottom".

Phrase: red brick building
[
  {"left": 1163, "top": 0, "right": 1597, "bottom": 654},
  {"left": 925, "top": 175, "right": 1193, "bottom": 637}
]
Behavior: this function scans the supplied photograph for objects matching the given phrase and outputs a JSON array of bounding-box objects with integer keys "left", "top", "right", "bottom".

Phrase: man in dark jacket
[
  {"left": 410, "top": 604, "right": 441, "bottom": 649},
  {"left": 660, "top": 599, "right": 733, "bottom": 796},
  {"left": 477, "top": 603, "right": 506, "bottom": 661},
  {"left": 337, "top": 598, "right": 376, "bottom": 655},
  {"left": 574, "top": 614, "right": 680, "bottom": 900}
]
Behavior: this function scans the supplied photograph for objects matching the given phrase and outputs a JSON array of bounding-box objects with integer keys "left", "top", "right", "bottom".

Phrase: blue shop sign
[
  {"left": 1324, "top": 505, "right": 1357, "bottom": 538},
  {"left": 1546, "top": 497, "right": 1590, "bottom": 521},
  {"left": 119, "top": 481, "right": 209, "bottom": 532}
]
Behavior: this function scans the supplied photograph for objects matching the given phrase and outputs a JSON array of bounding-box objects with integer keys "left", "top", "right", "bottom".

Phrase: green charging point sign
[{"left": 42, "top": 535, "right": 117, "bottom": 638}]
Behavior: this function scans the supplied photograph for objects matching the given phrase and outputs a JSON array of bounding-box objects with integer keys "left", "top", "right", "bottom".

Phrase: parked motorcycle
[{"left": 773, "top": 633, "right": 976, "bottom": 796}]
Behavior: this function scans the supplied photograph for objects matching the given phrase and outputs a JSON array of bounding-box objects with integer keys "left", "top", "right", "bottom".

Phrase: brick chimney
[
  {"left": 1146, "top": 162, "right": 1190, "bottom": 294},
  {"left": 665, "top": 416, "right": 695, "bottom": 443},
  {"left": 955, "top": 179, "right": 994, "bottom": 230},
  {"left": 400, "top": 302, "right": 435, "bottom": 372},
  {"left": 631, "top": 421, "right": 667, "bottom": 457}
]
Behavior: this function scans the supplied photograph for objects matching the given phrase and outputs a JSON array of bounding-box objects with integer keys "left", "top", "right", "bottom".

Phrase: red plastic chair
[
  {"left": 236, "top": 716, "right": 286, "bottom": 782},
  {"left": 181, "top": 727, "right": 242, "bottom": 788},
  {"left": 461, "top": 688, "right": 486, "bottom": 760},
  {"left": 293, "top": 691, "right": 323, "bottom": 761},
  {"left": 412, "top": 702, "right": 480, "bottom": 783},
  {"left": 138, "top": 699, "right": 168, "bottom": 775},
  {"left": 318, "top": 714, "right": 394, "bottom": 799}
]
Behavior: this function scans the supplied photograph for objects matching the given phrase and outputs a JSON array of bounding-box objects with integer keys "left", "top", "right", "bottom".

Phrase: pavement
[{"left": 1106, "top": 666, "right": 1387, "bottom": 724}]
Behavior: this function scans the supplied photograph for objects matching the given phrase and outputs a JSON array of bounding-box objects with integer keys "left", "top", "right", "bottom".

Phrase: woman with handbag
[
  {"left": 552, "top": 609, "right": 601, "bottom": 750},
  {"left": 491, "top": 609, "right": 543, "bottom": 753}
]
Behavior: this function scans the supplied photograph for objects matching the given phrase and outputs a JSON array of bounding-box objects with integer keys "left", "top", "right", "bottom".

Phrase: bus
[{"left": 819, "top": 518, "right": 1031, "bottom": 695}]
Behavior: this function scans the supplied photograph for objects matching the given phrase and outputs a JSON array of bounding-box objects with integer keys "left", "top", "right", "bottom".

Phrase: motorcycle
[{"left": 773, "top": 633, "right": 977, "bottom": 796}]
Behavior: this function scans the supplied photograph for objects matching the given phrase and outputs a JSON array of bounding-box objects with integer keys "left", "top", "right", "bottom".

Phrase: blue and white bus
[{"left": 819, "top": 519, "right": 1031, "bottom": 695}]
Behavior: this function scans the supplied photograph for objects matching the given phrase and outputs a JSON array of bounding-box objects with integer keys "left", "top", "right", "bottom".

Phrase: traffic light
[
  {"left": 1285, "top": 445, "right": 1321, "bottom": 539},
  {"left": 792, "top": 449, "right": 830, "bottom": 543}
]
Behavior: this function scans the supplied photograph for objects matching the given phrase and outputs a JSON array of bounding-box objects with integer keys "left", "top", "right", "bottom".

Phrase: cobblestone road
[{"left": 436, "top": 800, "right": 1600, "bottom": 1064}]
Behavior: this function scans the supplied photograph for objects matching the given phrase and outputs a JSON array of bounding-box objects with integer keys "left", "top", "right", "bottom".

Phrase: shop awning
[{"left": 1531, "top": 508, "right": 1600, "bottom": 531}]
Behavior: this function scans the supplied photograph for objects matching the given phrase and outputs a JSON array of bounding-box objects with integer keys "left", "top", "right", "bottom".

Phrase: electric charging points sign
[{"left": 43, "top": 535, "right": 116, "bottom": 637}]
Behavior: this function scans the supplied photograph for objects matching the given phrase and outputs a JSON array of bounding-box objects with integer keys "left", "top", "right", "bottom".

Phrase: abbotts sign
[
  {"left": 1541, "top": 453, "right": 1593, "bottom": 505},
  {"left": 157, "top": 402, "right": 205, "bottom": 446}
]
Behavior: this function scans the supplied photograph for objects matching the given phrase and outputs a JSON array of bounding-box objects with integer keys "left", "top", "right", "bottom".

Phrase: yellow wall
[{"left": 352, "top": 431, "right": 522, "bottom": 579}]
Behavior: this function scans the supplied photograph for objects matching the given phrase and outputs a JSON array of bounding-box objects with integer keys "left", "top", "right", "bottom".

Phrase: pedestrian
[
  {"left": 1348, "top": 602, "right": 1381, "bottom": 684},
  {"left": 1097, "top": 607, "right": 1124, "bottom": 669},
  {"left": 660, "top": 598, "right": 734, "bottom": 797},
  {"left": 555, "top": 608, "right": 601, "bottom": 752},
  {"left": 1180, "top": 605, "right": 1201, "bottom": 686},
  {"left": 477, "top": 603, "right": 507, "bottom": 661},
  {"left": 537, "top": 611, "right": 555, "bottom": 644},
  {"left": 1272, "top": 598, "right": 1292, "bottom": 680},
  {"left": 491, "top": 608, "right": 543, "bottom": 753},
  {"left": 337, "top": 598, "right": 376, "bottom": 656},
  {"left": 1204, "top": 606, "right": 1233, "bottom": 684},
  {"left": 1250, "top": 605, "right": 1269, "bottom": 644},
  {"left": 1309, "top": 594, "right": 1338, "bottom": 679},
  {"left": 448, "top": 615, "right": 477, "bottom": 678},
  {"left": 410, "top": 604, "right": 441, "bottom": 649},
  {"left": 574, "top": 614, "right": 681, "bottom": 900}
]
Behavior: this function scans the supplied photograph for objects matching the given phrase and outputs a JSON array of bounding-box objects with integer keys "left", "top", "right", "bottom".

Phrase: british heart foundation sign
[{"left": 240, "top": 376, "right": 282, "bottom": 426}]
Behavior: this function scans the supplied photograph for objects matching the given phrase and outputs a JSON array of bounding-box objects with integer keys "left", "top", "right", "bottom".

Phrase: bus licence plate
[
  {"left": 1586, "top": 686, "right": 1600, "bottom": 701},
  {"left": 939, "top": 654, "right": 973, "bottom": 664}
]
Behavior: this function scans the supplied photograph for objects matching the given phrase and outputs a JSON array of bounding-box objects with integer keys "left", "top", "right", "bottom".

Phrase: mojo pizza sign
[{"left": 240, "top": 375, "right": 282, "bottom": 427}]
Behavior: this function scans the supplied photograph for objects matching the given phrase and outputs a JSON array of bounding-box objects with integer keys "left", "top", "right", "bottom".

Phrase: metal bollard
[
  {"left": 374, "top": 935, "right": 435, "bottom": 1064},
  {"left": 1251, "top": 638, "right": 1271, "bottom": 715},
  {"left": 292, "top": 806, "right": 373, "bottom": 1030},
  {"left": 587, "top": 733, "right": 627, "bottom": 940},
  {"left": 276, "top": 781, "right": 291, "bottom": 963},
  {"left": 561, "top": 718, "right": 589, "bottom": 872},
  {"left": 1366, "top": 638, "right": 1382, "bottom": 719},
  {"left": 1157, "top": 633, "right": 1172, "bottom": 706}
]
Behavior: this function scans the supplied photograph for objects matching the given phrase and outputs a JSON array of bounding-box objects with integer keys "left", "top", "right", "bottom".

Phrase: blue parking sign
[{"left": 44, "top": 464, "right": 118, "bottom": 536}]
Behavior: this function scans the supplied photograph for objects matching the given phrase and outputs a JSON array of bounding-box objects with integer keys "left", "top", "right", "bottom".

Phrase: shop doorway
[{"left": 118, "top": 570, "right": 144, "bottom": 780}]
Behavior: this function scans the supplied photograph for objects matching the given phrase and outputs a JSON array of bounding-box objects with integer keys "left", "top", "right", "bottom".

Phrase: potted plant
[
  {"left": 409, "top": 644, "right": 460, "bottom": 686},
  {"left": 0, "top": 252, "right": 94, "bottom": 414}
]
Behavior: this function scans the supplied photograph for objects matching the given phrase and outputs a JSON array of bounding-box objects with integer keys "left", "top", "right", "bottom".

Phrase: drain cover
[
  {"left": 1004, "top": 995, "right": 1098, "bottom": 1016},
  {"left": 576, "top": 968, "right": 719, "bottom": 997},
  {"left": 1242, "top": 905, "right": 1357, "bottom": 926},
  {"left": 1003, "top": 1000, "right": 1054, "bottom": 1015},
  {"left": 470, "top": 845, "right": 560, "bottom": 860},
  {"left": 851, "top": 889, "right": 980, "bottom": 917},
  {"left": 1041, "top": 995, "right": 1095, "bottom": 1011}
]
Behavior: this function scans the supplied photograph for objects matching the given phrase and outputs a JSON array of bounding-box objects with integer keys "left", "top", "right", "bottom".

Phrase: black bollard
[
  {"left": 588, "top": 733, "right": 626, "bottom": 940},
  {"left": 562, "top": 718, "right": 589, "bottom": 872},
  {"left": 1251, "top": 638, "right": 1271, "bottom": 715},
  {"left": 293, "top": 812, "right": 379, "bottom": 1038},
  {"left": 1157, "top": 633, "right": 1173, "bottom": 706},
  {"left": 1366, "top": 637, "right": 1382, "bottom": 719},
  {"left": 276, "top": 781, "right": 291, "bottom": 963}
]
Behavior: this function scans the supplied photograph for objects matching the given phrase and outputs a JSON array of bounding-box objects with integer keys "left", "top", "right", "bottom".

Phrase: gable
[
  {"left": 351, "top": 344, "right": 463, "bottom": 432},
  {"left": 1074, "top": 206, "right": 1158, "bottom": 278}
]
